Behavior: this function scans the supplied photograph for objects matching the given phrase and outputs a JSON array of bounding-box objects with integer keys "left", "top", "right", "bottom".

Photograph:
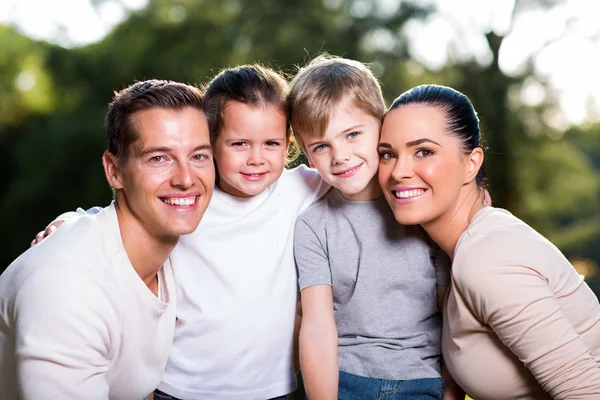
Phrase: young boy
[{"left": 289, "top": 55, "right": 457, "bottom": 400}]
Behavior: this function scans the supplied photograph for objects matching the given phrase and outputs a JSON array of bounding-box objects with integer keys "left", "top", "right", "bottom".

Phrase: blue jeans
[
  {"left": 153, "top": 389, "right": 288, "bottom": 400},
  {"left": 338, "top": 371, "right": 444, "bottom": 400}
]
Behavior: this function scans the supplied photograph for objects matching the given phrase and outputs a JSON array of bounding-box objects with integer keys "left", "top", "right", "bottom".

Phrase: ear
[
  {"left": 463, "top": 147, "right": 484, "bottom": 184},
  {"left": 102, "top": 151, "right": 125, "bottom": 190}
]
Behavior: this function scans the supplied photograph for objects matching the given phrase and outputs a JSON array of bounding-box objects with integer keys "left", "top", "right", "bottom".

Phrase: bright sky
[{"left": 2, "top": 0, "right": 599, "bottom": 127}]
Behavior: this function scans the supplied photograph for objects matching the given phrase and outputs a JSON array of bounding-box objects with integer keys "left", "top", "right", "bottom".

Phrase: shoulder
[
  {"left": 277, "top": 165, "right": 329, "bottom": 203},
  {"left": 452, "top": 210, "right": 558, "bottom": 312},
  {"left": 0, "top": 254, "right": 117, "bottom": 330},
  {"left": 1, "top": 208, "right": 118, "bottom": 302},
  {"left": 297, "top": 190, "right": 333, "bottom": 222},
  {"left": 281, "top": 164, "right": 320, "bottom": 183}
]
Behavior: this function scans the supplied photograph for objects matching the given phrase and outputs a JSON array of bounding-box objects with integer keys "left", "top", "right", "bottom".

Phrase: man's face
[{"left": 105, "top": 107, "right": 215, "bottom": 241}]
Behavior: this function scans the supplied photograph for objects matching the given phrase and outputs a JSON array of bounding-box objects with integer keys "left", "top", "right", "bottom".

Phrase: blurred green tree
[{"left": 1, "top": 0, "right": 599, "bottom": 291}]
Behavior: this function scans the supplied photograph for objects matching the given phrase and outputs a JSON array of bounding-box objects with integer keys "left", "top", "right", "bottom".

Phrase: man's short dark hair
[{"left": 105, "top": 79, "right": 204, "bottom": 165}]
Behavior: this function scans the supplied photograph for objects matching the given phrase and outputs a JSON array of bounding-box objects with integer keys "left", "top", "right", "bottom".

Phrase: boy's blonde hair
[{"left": 289, "top": 54, "right": 386, "bottom": 152}]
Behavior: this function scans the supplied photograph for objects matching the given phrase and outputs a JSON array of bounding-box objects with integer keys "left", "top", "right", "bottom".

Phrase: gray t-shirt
[{"left": 294, "top": 188, "right": 450, "bottom": 380}]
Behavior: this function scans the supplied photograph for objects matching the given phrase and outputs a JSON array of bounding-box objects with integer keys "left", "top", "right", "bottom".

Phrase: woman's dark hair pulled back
[{"left": 389, "top": 84, "right": 486, "bottom": 186}]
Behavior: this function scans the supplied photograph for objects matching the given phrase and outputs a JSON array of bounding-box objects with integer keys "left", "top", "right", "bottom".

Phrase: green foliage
[{"left": 1, "top": 0, "right": 599, "bottom": 292}]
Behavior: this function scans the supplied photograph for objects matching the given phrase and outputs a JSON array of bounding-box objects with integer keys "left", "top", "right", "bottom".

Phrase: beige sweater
[{"left": 444, "top": 207, "right": 600, "bottom": 400}]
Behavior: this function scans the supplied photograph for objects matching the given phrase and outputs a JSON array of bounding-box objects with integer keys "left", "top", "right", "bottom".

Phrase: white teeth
[
  {"left": 393, "top": 189, "right": 425, "bottom": 199},
  {"left": 162, "top": 196, "right": 197, "bottom": 207}
]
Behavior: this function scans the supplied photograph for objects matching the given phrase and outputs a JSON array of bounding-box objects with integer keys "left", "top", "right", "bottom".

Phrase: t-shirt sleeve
[
  {"left": 456, "top": 260, "right": 600, "bottom": 399},
  {"left": 294, "top": 215, "right": 332, "bottom": 291},
  {"left": 431, "top": 246, "right": 450, "bottom": 286},
  {"left": 13, "top": 265, "right": 117, "bottom": 399},
  {"left": 50, "top": 206, "right": 104, "bottom": 227},
  {"left": 283, "top": 165, "right": 330, "bottom": 215}
]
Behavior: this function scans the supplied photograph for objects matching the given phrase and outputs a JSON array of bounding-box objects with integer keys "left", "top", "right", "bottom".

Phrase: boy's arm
[
  {"left": 293, "top": 294, "right": 302, "bottom": 373},
  {"left": 13, "top": 265, "right": 115, "bottom": 399},
  {"left": 31, "top": 206, "right": 103, "bottom": 246},
  {"left": 294, "top": 215, "right": 338, "bottom": 400},
  {"left": 300, "top": 285, "right": 338, "bottom": 400}
]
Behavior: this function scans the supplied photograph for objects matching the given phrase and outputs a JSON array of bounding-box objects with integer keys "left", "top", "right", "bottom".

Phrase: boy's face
[{"left": 302, "top": 100, "right": 381, "bottom": 200}]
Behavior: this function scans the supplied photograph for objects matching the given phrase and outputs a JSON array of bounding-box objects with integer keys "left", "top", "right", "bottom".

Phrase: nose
[
  {"left": 390, "top": 154, "right": 413, "bottom": 183},
  {"left": 171, "top": 161, "right": 194, "bottom": 189},
  {"left": 331, "top": 145, "right": 350, "bottom": 165},
  {"left": 247, "top": 147, "right": 265, "bottom": 166}
]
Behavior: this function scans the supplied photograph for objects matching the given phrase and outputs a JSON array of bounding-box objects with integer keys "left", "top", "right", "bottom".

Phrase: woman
[{"left": 377, "top": 84, "right": 600, "bottom": 399}]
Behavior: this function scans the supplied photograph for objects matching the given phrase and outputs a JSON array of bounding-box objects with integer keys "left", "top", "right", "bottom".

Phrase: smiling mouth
[
  {"left": 333, "top": 163, "right": 363, "bottom": 178},
  {"left": 393, "top": 189, "right": 426, "bottom": 199},
  {"left": 160, "top": 195, "right": 199, "bottom": 208},
  {"left": 241, "top": 172, "right": 267, "bottom": 181}
]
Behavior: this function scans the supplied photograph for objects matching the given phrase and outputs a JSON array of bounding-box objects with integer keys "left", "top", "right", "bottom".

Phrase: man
[{"left": 0, "top": 79, "right": 214, "bottom": 399}]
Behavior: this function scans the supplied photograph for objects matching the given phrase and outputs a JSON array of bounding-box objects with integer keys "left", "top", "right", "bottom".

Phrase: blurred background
[{"left": 1, "top": 0, "right": 599, "bottom": 294}]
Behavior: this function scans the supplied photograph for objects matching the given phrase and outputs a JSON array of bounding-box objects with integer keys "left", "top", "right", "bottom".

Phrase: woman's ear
[
  {"left": 103, "top": 151, "right": 125, "bottom": 190},
  {"left": 464, "top": 147, "right": 484, "bottom": 184}
]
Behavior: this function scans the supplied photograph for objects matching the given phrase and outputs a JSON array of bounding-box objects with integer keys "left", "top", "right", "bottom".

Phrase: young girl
[{"left": 42, "top": 65, "right": 329, "bottom": 400}]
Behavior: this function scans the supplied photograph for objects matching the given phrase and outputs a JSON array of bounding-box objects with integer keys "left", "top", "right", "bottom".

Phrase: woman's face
[{"left": 378, "top": 104, "right": 473, "bottom": 227}]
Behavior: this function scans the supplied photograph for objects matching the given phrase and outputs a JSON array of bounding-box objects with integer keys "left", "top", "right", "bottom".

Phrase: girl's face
[
  {"left": 214, "top": 101, "right": 288, "bottom": 198},
  {"left": 378, "top": 104, "right": 476, "bottom": 227}
]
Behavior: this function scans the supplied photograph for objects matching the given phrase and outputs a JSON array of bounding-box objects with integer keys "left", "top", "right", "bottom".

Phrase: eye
[
  {"left": 232, "top": 141, "right": 247, "bottom": 148},
  {"left": 415, "top": 148, "right": 435, "bottom": 158},
  {"left": 347, "top": 131, "right": 359, "bottom": 139},
  {"left": 149, "top": 155, "right": 165, "bottom": 163},
  {"left": 312, "top": 143, "right": 328, "bottom": 153},
  {"left": 379, "top": 151, "right": 395, "bottom": 161},
  {"left": 265, "top": 141, "right": 282, "bottom": 147},
  {"left": 192, "top": 153, "right": 209, "bottom": 162}
]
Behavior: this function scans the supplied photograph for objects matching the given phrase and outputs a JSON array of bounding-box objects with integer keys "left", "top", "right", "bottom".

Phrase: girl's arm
[{"left": 299, "top": 285, "right": 338, "bottom": 400}]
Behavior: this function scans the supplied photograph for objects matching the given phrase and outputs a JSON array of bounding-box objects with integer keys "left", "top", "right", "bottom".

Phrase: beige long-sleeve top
[{"left": 444, "top": 207, "right": 600, "bottom": 400}]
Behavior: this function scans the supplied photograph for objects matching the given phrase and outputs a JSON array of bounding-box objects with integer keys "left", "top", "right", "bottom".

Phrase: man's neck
[{"left": 115, "top": 204, "right": 177, "bottom": 294}]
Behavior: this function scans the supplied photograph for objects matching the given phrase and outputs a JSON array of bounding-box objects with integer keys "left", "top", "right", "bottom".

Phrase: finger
[
  {"left": 45, "top": 225, "right": 57, "bottom": 236},
  {"left": 30, "top": 239, "right": 36, "bottom": 247},
  {"left": 34, "top": 231, "right": 45, "bottom": 244}
]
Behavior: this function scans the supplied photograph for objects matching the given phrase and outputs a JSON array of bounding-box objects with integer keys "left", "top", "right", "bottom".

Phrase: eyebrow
[
  {"left": 139, "top": 143, "right": 212, "bottom": 157},
  {"left": 405, "top": 138, "right": 441, "bottom": 147},
  {"left": 306, "top": 125, "right": 364, "bottom": 149},
  {"left": 337, "top": 124, "right": 363, "bottom": 136},
  {"left": 224, "top": 137, "right": 285, "bottom": 143}
]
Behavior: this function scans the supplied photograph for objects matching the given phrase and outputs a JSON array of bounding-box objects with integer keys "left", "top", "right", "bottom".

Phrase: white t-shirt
[
  {"left": 158, "top": 165, "right": 326, "bottom": 400},
  {"left": 0, "top": 204, "right": 176, "bottom": 400}
]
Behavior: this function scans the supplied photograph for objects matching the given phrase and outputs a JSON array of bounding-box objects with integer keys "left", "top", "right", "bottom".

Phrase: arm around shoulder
[{"left": 285, "top": 165, "right": 330, "bottom": 212}]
